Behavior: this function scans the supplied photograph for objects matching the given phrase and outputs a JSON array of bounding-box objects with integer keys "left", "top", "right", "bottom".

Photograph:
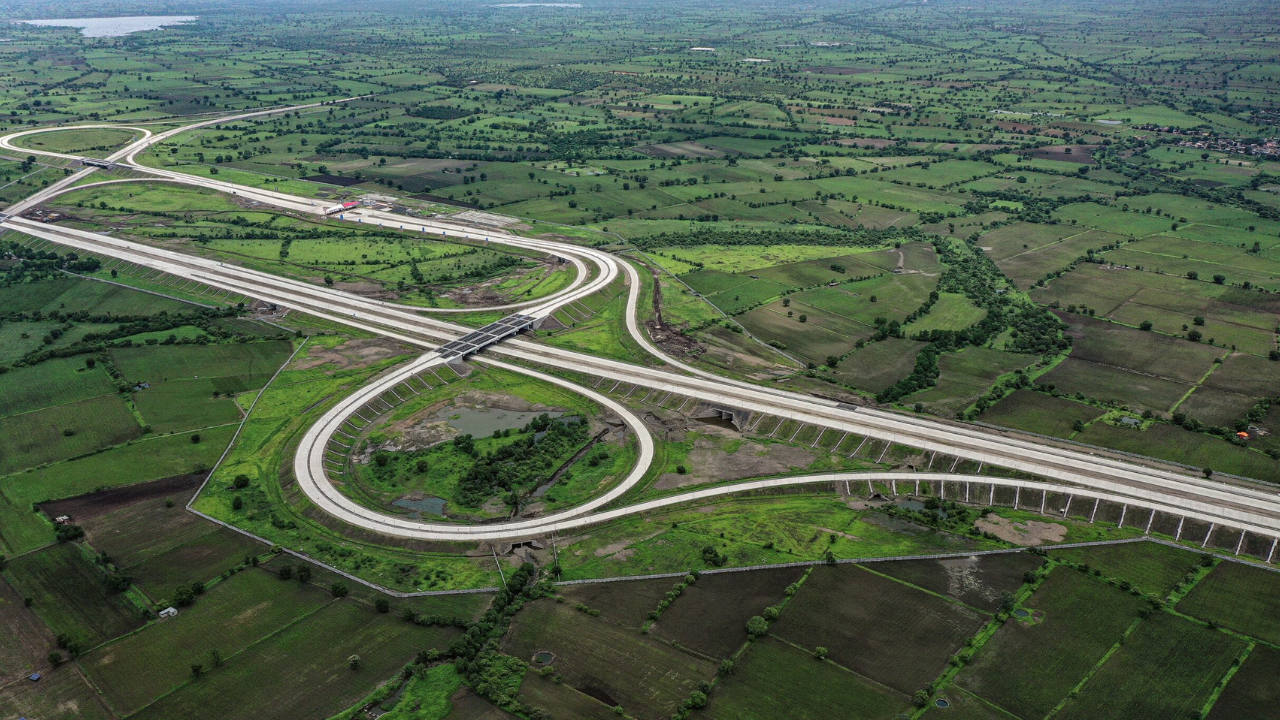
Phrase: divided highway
[{"left": 5, "top": 110, "right": 1280, "bottom": 547}]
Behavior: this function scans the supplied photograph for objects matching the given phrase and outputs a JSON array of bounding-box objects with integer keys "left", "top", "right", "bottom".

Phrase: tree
[
  {"left": 278, "top": 565, "right": 293, "bottom": 581},
  {"left": 826, "top": 355, "right": 840, "bottom": 368},
  {"left": 210, "top": 648, "right": 223, "bottom": 667},
  {"left": 233, "top": 474, "right": 250, "bottom": 489},
  {"left": 331, "top": 581, "right": 349, "bottom": 598},
  {"left": 1212, "top": 274, "right": 1226, "bottom": 285},
  {"left": 688, "top": 691, "right": 707, "bottom": 709},
  {"left": 1186, "top": 271, "right": 1198, "bottom": 280},
  {"left": 297, "top": 566, "right": 312, "bottom": 583},
  {"left": 48, "top": 651, "right": 63, "bottom": 667},
  {"left": 190, "top": 663, "right": 203, "bottom": 678},
  {"left": 1139, "top": 321, "right": 1152, "bottom": 331},
  {"left": 798, "top": 314, "right": 807, "bottom": 323},
  {"left": 1187, "top": 330, "right": 1203, "bottom": 342},
  {"left": 347, "top": 654, "right": 361, "bottom": 670},
  {"left": 231, "top": 496, "right": 244, "bottom": 511},
  {"left": 324, "top": 275, "right": 334, "bottom": 286},
  {"left": 1193, "top": 316, "right": 1205, "bottom": 326},
  {"left": 1072, "top": 419, "right": 1085, "bottom": 433},
  {"left": 375, "top": 598, "right": 390, "bottom": 613},
  {"left": 814, "top": 647, "right": 829, "bottom": 660},
  {"left": 190, "top": 434, "right": 201, "bottom": 444},
  {"left": 745, "top": 616, "right": 769, "bottom": 637}
]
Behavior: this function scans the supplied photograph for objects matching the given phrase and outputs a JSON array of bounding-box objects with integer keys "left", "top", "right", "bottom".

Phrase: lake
[{"left": 20, "top": 16, "right": 198, "bottom": 38}]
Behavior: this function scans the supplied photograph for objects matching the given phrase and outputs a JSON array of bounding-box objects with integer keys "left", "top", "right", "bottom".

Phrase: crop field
[
  {"left": 124, "top": 526, "right": 268, "bottom": 602},
  {"left": 770, "top": 565, "right": 987, "bottom": 695},
  {"left": 1207, "top": 644, "right": 1280, "bottom": 720},
  {"left": 1050, "top": 541, "right": 1203, "bottom": 597},
  {"left": 1074, "top": 422, "right": 1280, "bottom": 483},
  {"left": 559, "top": 576, "right": 693, "bottom": 630},
  {"left": 519, "top": 671, "right": 621, "bottom": 720},
  {"left": 1052, "top": 313, "right": 1223, "bottom": 383},
  {"left": 1032, "top": 264, "right": 1280, "bottom": 354},
  {"left": 1036, "top": 357, "right": 1191, "bottom": 413},
  {"left": 2, "top": 424, "right": 235, "bottom": 511},
  {"left": 130, "top": 601, "right": 457, "bottom": 720},
  {"left": 0, "top": 356, "right": 116, "bottom": 417},
  {"left": 904, "top": 292, "right": 986, "bottom": 333},
  {"left": 110, "top": 341, "right": 294, "bottom": 390},
  {"left": 996, "top": 230, "right": 1126, "bottom": 289},
  {"left": 0, "top": 663, "right": 114, "bottom": 720},
  {"left": 503, "top": 600, "right": 717, "bottom": 719},
  {"left": 1055, "top": 611, "right": 1246, "bottom": 720},
  {"left": 1177, "top": 561, "right": 1280, "bottom": 645},
  {"left": 0, "top": 575, "right": 55, "bottom": 678},
  {"left": 81, "top": 569, "right": 333, "bottom": 715},
  {"left": 651, "top": 566, "right": 806, "bottom": 658},
  {"left": 833, "top": 338, "right": 928, "bottom": 393},
  {"left": 908, "top": 348, "right": 1034, "bottom": 416},
  {"left": 872, "top": 552, "right": 1043, "bottom": 612},
  {"left": 4, "top": 542, "right": 145, "bottom": 650},
  {"left": 954, "top": 568, "right": 1148, "bottom": 719},
  {"left": 131, "top": 378, "right": 246, "bottom": 434},
  {"left": 0, "top": 394, "right": 142, "bottom": 475},
  {"left": 696, "top": 637, "right": 910, "bottom": 720}
]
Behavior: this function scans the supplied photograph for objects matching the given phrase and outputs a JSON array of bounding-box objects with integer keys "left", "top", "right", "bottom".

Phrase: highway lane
[
  {"left": 6, "top": 121, "right": 1280, "bottom": 545},
  {"left": 14, "top": 214, "right": 1280, "bottom": 543}
]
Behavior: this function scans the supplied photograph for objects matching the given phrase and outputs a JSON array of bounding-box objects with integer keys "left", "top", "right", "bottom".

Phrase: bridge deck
[{"left": 436, "top": 314, "right": 535, "bottom": 359}]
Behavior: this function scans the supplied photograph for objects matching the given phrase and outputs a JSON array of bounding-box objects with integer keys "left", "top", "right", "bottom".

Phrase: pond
[
  {"left": 896, "top": 499, "right": 948, "bottom": 518},
  {"left": 432, "top": 405, "right": 561, "bottom": 437},
  {"left": 533, "top": 651, "right": 555, "bottom": 664},
  {"left": 1014, "top": 608, "right": 1031, "bottom": 618},
  {"left": 935, "top": 698, "right": 950, "bottom": 708},
  {"left": 20, "top": 16, "right": 198, "bottom": 37},
  {"left": 393, "top": 496, "right": 447, "bottom": 518}
]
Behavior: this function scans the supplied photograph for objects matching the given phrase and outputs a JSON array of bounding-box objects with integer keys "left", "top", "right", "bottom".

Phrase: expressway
[{"left": 5, "top": 111, "right": 1280, "bottom": 549}]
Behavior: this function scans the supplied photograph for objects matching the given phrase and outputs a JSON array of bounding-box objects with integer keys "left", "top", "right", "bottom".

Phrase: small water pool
[
  {"left": 533, "top": 651, "right": 555, "bottom": 664},
  {"left": 935, "top": 699, "right": 950, "bottom": 709},
  {"left": 393, "top": 496, "right": 447, "bottom": 517},
  {"left": 1014, "top": 608, "right": 1030, "bottom": 619}
]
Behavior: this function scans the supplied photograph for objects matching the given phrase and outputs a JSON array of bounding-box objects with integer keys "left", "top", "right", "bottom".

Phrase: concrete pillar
[
  {"left": 1235, "top": 530, "right": 1246, "bottom": 556},
  {"left": 1014, "top": 486, "right": 1020, "bottom": 509},
  {"left": 1144, "top": 510, "right": 1154, "bottom": 534},
  {"left": 1202, "top": 524, "right": 1215, "bottom": 548},
  {"left": 989, "top": 485, "right": 995, "bottom": 505},
  {"left": 1063, "top": 495, "right": 1073, "bottom": 517},
  {"left": 1089, "top": 498, "right": 1100, "bottom": 523},
  {"left": 1268, "top": 538, "right": 1277, "bottom": 564},
  {"left": 1117, "top": 505, "right": 1127, "bottom": 529},
  {"left": 1040, "top": 492, "right": 1046, "bottom": 514},
  {"left": 1175, "top": 516, "right": 1185, "bottom": 541}
]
